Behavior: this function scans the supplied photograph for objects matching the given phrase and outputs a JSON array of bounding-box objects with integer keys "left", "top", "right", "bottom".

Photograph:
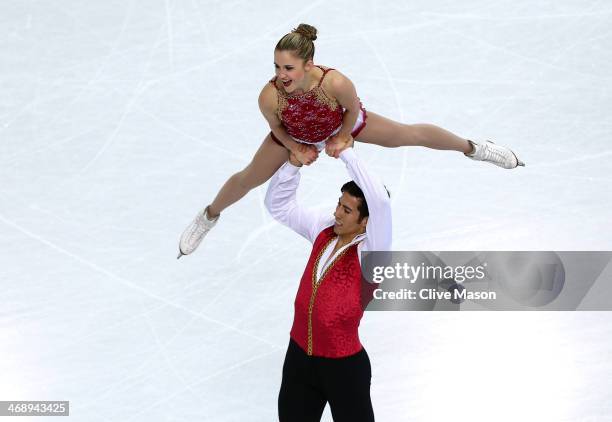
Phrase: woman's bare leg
[
  {"left": 208, "top": 133, "right": 289, "bottom": 217},
  {"left": 355, "top": 111, "right": 472, "bottom": 153}
]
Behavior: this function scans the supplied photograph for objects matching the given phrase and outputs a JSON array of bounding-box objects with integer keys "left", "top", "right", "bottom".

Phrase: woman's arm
[
  {"left": 324, "top": 71, "right": 362, "bottom": 157},
  {"left": 328, "top": 71, "right": 361, "bottom": 138}
]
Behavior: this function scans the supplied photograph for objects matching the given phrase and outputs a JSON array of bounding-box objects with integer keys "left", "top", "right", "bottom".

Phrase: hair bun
[{"left": 293, "top": 23, "right": 317, "bottom": 41}]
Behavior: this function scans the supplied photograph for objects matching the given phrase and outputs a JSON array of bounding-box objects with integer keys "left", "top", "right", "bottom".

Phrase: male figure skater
[{"left": 264, "top": 137, "right": 391, "bottom": 422}]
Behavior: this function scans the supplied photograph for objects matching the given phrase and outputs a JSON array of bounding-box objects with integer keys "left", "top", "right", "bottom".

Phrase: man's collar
[{"left": 346, "top": 232, "right": 367, "bottom": 245}]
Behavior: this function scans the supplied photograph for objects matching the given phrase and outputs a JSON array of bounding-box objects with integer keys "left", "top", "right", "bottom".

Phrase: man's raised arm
[
  {"left": 339, "top": 145, "right": 392, "bottom": 251},
  {"left": 264, "top": 159, "right": 333, "bottom": 244}
]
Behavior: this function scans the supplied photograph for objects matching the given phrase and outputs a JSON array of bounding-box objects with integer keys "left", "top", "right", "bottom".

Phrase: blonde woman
[{"left": 178, "top": 23, "right": 524, "bottom": 258}]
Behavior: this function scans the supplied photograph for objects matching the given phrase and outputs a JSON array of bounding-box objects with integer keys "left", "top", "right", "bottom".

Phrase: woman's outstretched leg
[
  {"left": 354, "top": 111, "right": 523, "bottom": 168},
  {"left": 208, "top": 134, "right": 290, "bottom": 217},
  {"left": 356, "top": 111, "right": 472, "bottom": 152},
  {"left": 178, "top": 134, "right": 290, "bottom": 258}
]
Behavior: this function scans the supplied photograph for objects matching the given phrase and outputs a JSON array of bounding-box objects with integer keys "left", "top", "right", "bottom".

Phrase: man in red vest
[{"left": 265, "top": 137, "right": 392, "bottom": 422}]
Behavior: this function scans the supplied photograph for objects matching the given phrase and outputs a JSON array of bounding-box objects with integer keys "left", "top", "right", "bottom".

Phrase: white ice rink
[{"left": 2, "top": 0, "right": 612, "bottom": 421}]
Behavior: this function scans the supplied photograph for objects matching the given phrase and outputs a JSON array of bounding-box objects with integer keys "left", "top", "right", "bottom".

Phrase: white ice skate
[
  {"left": 177, "top": 207, "right": 219, "bottom": 259},
  {"left": 465, "top": 140, "right": 525, "bottom": 169}
]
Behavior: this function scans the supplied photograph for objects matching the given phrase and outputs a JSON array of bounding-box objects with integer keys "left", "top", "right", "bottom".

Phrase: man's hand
[
  {"left": 292, "top": 143, "right": 319, "bottom": 166},
  {"left": 325, "top": 133, "right": 354, "bottom": 158}
]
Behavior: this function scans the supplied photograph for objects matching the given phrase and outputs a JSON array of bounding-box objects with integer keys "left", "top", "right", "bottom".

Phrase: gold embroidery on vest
[{"left": 306, "top": 237, "right": 353, "bottom": 356}]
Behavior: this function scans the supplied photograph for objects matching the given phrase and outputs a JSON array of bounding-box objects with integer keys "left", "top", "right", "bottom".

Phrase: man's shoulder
[{"left": 313, "top": 223, "right": 336, "bottom": 243}]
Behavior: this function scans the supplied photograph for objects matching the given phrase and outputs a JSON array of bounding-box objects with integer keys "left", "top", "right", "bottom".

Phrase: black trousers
[{"left": 278, "top": 339, "right": 375, "bottom": 422}]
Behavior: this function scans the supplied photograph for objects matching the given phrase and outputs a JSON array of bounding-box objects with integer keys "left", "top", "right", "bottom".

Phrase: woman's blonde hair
[{"left": 275, "top": 23, "right": 318, "bottom": 62}]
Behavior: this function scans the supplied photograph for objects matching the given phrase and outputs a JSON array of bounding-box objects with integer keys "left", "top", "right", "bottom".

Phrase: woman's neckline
[{"left": 278, "top": 65, "right": 326, "bottom": 98}]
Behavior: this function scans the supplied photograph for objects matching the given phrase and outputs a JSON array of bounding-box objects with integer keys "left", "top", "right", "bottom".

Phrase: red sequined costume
[{"left": 269, "top": 65, "right": 367, "bottom": 148}]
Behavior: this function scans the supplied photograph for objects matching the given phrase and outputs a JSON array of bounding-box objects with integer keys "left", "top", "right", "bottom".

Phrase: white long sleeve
[
  {"left": 339, "top": 148, "right": 392, "bottom": 252},
  {"left": 264, "top": 162, "right": 334, "bottom": 244},
  {"left": 264, "top": 148, "right": 392, "bottom": 252}
]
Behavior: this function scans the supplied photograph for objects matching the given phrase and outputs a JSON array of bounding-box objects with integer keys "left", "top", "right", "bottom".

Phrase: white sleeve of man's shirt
[
  {"left": 264, "top": 148, "right": 392, "bottom": 250},
  {"left": 339, "top": 148, "right": 392, "bottom": 252},
  {"left": 264, "top": 162, "right": 334, "bottom": 244}
]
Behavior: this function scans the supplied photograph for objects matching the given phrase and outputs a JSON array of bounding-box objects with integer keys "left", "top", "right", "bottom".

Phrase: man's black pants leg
[{"left": 278, "top": 339, "right": 374, "bottom": 422}]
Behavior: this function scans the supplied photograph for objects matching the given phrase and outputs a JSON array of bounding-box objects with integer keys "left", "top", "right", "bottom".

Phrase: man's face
[{"left": 333, "top": 192, "right": 368, "bottom": 238}]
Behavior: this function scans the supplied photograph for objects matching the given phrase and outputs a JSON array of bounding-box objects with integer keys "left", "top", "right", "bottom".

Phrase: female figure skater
[{"left": 177, "top": 24, "right": 524, "bottom": 258}]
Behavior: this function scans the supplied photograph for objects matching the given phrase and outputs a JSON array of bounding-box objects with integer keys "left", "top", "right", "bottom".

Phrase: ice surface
[{"left": 1, "top": 0, "right": 612, "bottom": 421}]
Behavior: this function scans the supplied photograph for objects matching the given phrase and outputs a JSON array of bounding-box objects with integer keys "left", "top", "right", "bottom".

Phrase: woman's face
[{"left": 274, "top": 49, "right": 313, "bottom": 93}]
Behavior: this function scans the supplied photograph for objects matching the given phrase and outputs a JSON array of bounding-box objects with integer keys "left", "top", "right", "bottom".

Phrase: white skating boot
[
  {"left": 177, "top": 207, "right": 219, "bottom": 259},
  {"left": 465, "top": 140, "right": 525, "bottom": 169}
]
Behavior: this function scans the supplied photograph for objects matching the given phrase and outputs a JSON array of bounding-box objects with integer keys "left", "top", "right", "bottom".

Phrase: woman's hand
[
  {"left": 325, "top": 133, "right": 353, "bottom": 158},
  {"left": 292, "top": 143, "right": 319, "bottom": 166},
  {"left": 288, "top": 152, "right": 302, "bottom": 167}
]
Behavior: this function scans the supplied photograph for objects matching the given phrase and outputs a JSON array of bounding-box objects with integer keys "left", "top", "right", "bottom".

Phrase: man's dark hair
[
  {"left": 341, "top": 181, "right": 369, "bottom": 223},
  {"left": 340, "top": 181, "right": 391, "bottom": 223}
]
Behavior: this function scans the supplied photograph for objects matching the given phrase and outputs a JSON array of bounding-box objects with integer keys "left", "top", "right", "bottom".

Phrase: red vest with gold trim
[{"left": 290, "top": 226, "right": 375, "bottom": 358}]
